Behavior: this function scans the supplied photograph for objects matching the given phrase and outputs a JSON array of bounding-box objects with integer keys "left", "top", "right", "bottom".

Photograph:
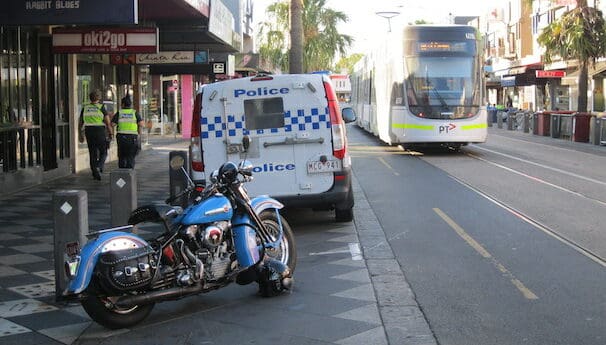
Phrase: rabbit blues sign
[{"left": 52, "top": 27, "right": 158, "bottom": 54}]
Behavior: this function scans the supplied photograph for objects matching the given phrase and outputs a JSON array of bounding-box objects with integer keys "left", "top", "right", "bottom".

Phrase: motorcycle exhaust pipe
[{"left": 115, "top": 284, "right": 203, "bottom": 308}]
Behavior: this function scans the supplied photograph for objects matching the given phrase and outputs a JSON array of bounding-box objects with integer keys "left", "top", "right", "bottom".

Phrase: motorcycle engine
[
  {"left": 178, "top": 221, "right": 235, "bottom": 283},
  {"left": 202, "top": 221, "right": 229, "bottom": 247}
]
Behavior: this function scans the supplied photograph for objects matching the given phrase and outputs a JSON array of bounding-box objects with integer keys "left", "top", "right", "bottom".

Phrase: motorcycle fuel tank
[{"left": 180, "top": 194, "right": 233, "bottom": 225}]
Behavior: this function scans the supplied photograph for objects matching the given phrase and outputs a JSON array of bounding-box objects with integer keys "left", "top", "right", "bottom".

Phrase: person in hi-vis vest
[
  {"left": 79, "top": 90, "right": 113, "bottom": 180},
  {"left": 112, "top": 96, "right": 144, "bottom": 169}
]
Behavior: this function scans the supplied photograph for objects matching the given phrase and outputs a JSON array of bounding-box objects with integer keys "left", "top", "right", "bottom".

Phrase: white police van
[{"left": 194, "top": 73, "right": 356, "bottom": 221}]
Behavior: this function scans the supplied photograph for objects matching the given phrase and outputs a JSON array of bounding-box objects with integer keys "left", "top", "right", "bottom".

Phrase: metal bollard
[
  {"left": 110, "top": 169, "right": 137, "bottom": 227},
  {"left": 169, "top": 151, "right": 190, "bottom": 208},
  {"left": 507, "top": 113, "right": 514, "bottom": 130},
  {"left": 53, "top": 190, "right": 88, "bottom": 302},
  {"left": 523, "top": 113, "right": 530, "bottom": 133}
]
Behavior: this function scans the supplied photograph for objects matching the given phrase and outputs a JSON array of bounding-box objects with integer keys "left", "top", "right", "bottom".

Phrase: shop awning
[{"left": 561, "top": 61, "right": 606, "bottom": 85}]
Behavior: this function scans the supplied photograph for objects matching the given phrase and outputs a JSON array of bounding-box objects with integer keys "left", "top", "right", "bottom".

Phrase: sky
[{"left": 253, "top": 0, "right": 506, "bottom": 54}]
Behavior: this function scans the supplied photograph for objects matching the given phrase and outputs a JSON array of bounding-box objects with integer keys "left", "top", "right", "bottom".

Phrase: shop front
[
  {"left": 0, "top": 26, "right": 71, "bottom": 194},
  {"left": 0, "top": 0, "right": 241, "bottom": 192}
]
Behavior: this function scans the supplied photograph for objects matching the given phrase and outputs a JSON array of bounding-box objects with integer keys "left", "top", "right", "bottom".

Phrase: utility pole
[{"left": 289, "top": 0, "right": 304, "bottom": 73}]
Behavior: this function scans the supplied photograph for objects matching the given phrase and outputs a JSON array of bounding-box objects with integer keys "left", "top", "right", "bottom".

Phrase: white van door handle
[{"left": 263, "top": 137, "right": 324, "bottom": 147}]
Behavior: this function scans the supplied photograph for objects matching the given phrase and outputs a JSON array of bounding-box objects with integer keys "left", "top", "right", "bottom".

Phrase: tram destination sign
[
  {"left": 52, "top": 27, "right": 158, "bottom": 54},
  {"left": 0, "top": 1, "right": 137, "bottom": 25}
]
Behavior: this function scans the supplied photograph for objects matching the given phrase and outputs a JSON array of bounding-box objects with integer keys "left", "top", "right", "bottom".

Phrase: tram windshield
[{"left": 405, "top": 55, "right": 481, "bottom": 119}]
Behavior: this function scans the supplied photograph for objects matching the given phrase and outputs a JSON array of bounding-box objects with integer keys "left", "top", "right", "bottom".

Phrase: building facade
[
  {"left": 483, "top": 0, "right": 604, "bottom": 114},
  {"left": 0, "top": 0, "right": 256, "bottom": 194}
]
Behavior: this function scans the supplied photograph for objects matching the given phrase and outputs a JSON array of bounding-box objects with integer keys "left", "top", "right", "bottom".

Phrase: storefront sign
[
  {"left": 501, "top": 76, "right": 516, "bottom": 87},
  {"left": 52, "top": 27, "right": 158, "bottom": 54},
  {"left": 185, "top": 0, "right": 210, "bottom": 17},
  {"left": 136, "top": 52, "right": 194, "bottom": 64},
  {"left": 213, "top": 62, "right": 226, "bottom": 74},
  {"left": 208, "top": 0, "right": 235, "bottom": 46},
  {"left": 0, "top": 0, "right": 137, "bottom": 25},
  {"left": 536, "top": 70, "right": 566, "bottom": 78}
]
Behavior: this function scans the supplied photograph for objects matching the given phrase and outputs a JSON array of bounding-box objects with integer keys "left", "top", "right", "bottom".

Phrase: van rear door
[{"left": 200, "top": 75, "right": 335, "bottom": 198}]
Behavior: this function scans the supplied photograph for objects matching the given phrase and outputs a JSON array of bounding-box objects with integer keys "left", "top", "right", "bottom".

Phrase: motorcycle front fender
[
  {"left": 64, "top": 231, "right": 150, "bottom": 295},
  {"left": 231, "top": 196, "right": 284, "bottom": 269},
  {"left": 250, "top": 195, "right": 283, "bottom": 215}
]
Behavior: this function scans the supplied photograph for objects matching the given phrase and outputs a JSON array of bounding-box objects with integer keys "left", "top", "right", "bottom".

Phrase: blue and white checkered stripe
[{"left": 201, "top": 107, "right": 331, "bottom": 139}]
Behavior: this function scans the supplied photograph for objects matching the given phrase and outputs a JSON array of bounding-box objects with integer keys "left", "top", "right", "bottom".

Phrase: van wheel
[{"left": 335, "top": 207, "right": 353, "bottom": 222}]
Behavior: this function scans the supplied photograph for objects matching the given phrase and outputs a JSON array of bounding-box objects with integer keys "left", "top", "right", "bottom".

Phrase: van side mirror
[{"left": 341, "top": 107, "right": 356, "bottom": 123}]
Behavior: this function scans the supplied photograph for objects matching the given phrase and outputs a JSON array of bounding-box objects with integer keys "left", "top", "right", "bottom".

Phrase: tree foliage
[
  {"left": 257, "top": 0, "right": 353, "bottom": 73},
  {"left": 334, "top": 53, "right": 363, "bottom": 74},
  {"left": 536, "top": 0, "right": 606, "bottom": 112}
]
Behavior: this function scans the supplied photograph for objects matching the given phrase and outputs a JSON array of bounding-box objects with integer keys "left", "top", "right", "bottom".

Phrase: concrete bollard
[
  {"left": 497, "top": 111, "right": 503, "bottom": 129},
  {"left": 110, "top": 169, "right": 137, "bottom": 227},
  {"left": 53, "top": 190, "right": 88, "bottom": 302},
  {"left": 169, "top": 151, "right": 190, "bottom": 208}
]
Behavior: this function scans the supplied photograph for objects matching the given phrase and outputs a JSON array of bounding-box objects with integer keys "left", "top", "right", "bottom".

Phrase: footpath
[{"left": 0, "top": 137, "right": 186, "bottom": 344}]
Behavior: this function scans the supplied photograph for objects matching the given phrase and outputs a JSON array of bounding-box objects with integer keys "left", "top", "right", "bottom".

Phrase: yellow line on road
[
  {"left": 378, "top": 157, "right": 400, "bottom": 176},
  {"left": 433, "top": 208, "right": 539, "bottom": 300}
]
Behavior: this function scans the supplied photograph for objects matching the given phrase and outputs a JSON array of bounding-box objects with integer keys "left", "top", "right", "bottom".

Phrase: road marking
[
  {"left": 378, "top": 157, "right": 400, "bottom": 176},
  {"left": 433, "top": 208, "right": 539, "bottom": 300},
  {"left": 348, "top": 243, "right": 363, "bottom": 261},
  {"left": 309, "top": 243, "right": 363, "bottom": 261},
  {"left": 466, "top": 152, "right": 606, "bottom": 207}
]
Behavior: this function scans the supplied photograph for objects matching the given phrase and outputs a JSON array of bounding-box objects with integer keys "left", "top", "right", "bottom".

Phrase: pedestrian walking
[
  {"left": 79, "top": 90, "right": 113, "bottom": 180},
  {"left": 112, "top": 95, "right": 144, "bottom": 169}
]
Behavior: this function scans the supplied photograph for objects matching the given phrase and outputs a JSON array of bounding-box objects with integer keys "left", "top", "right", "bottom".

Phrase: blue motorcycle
[{"left": 62, "top": 159, "right": 296, "bottom": 329}]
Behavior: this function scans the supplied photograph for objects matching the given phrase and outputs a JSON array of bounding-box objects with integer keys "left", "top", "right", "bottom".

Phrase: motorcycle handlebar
[{"left": 165, "top": 185, "right": 193, "bottom": 204}]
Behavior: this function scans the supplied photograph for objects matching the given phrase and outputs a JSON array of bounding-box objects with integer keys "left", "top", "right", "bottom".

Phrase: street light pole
[{"left": 376, "top": 11, "right": 400, "bottom": 32}]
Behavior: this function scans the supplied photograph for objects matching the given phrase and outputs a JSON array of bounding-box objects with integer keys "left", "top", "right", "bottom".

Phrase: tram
[{"left": 350, "top": 25, "right": 487, "bottom": 148}]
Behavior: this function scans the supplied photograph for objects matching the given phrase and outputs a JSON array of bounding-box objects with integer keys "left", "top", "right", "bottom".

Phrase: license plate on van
[{"left": 307, "top": 160, "right": 342, "bottom": 173}]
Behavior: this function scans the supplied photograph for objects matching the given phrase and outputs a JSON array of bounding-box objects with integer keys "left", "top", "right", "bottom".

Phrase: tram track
[
  {"left": 448, "top": 172, "right": 606, "bottom": 268},
  {"left": 437, "top": 146, "right": 606, "bottom": 267}
]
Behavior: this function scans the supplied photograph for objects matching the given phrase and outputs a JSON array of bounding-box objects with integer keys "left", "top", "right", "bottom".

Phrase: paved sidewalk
[
  {"left": 0, "top": 132, "right": 437, "bottom": 345},
  {"left": 0, "top": 137, "right": 188, "bottom": 345}
]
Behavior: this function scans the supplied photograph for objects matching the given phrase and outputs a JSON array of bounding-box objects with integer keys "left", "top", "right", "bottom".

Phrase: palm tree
[
  {"left": 536, "top": 0, "right": 606, "bottom": 112},
  {"left": 290, "top": 0, "right": 304, "bottom": 73},
  {"left": 257, "top": 0, "right": 352, "bottom": 73}
]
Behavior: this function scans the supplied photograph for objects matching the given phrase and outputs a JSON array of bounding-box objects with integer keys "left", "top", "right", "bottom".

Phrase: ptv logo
[{"left": 439, "top": 123, "right": 457, "bottom": 133}]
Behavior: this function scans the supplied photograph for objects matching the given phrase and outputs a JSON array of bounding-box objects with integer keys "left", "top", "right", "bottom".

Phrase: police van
[{"left": 192, "top": 74, "right": 356, "bottom": 221}]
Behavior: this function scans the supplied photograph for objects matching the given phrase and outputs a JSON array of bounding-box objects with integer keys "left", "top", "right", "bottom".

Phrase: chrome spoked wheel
[{"left": 259, "top": 211, "right": 297, "bottom": 273}]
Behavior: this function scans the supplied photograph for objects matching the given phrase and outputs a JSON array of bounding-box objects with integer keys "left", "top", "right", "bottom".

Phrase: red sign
[
  {"left": 52, "top": 27, "right": 158, "bottom": 54},
  {"left": 536, "top": 70, "right": 566, "bottom": 78}
]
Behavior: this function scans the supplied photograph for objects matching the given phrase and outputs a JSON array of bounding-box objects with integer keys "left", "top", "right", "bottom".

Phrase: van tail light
[
  {"left": 190, "top": 137, "right": 204, "bottom": 172},
  {"left": 190, "top": 93, "right": 204, "bottom": 172},
  {"left": 323, "top": 79, "right": 347, "bottom": 160}
]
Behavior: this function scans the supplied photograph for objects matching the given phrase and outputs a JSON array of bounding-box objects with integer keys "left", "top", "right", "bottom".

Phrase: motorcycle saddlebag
[{"left": 97, "top": 246, "right": 156, "bottom": 292}]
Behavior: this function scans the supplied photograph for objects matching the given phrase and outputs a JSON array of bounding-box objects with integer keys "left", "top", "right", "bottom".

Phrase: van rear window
[{"left": 243, "top": 97, "right": 285, "bottom": 130}]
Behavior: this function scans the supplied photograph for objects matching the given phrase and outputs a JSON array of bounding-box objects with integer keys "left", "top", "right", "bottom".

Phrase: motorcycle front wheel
[
  {"left": 259, "top": 210, "right": 297, "bottom": 273},
  {"left": 81, "top": 291, "right": 155, "bottom": 329}
]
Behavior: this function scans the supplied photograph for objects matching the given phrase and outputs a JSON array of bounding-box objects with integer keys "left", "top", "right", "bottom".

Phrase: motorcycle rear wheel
[{"left": 81, "top": 293, "right": 155, "bottom": 329}]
